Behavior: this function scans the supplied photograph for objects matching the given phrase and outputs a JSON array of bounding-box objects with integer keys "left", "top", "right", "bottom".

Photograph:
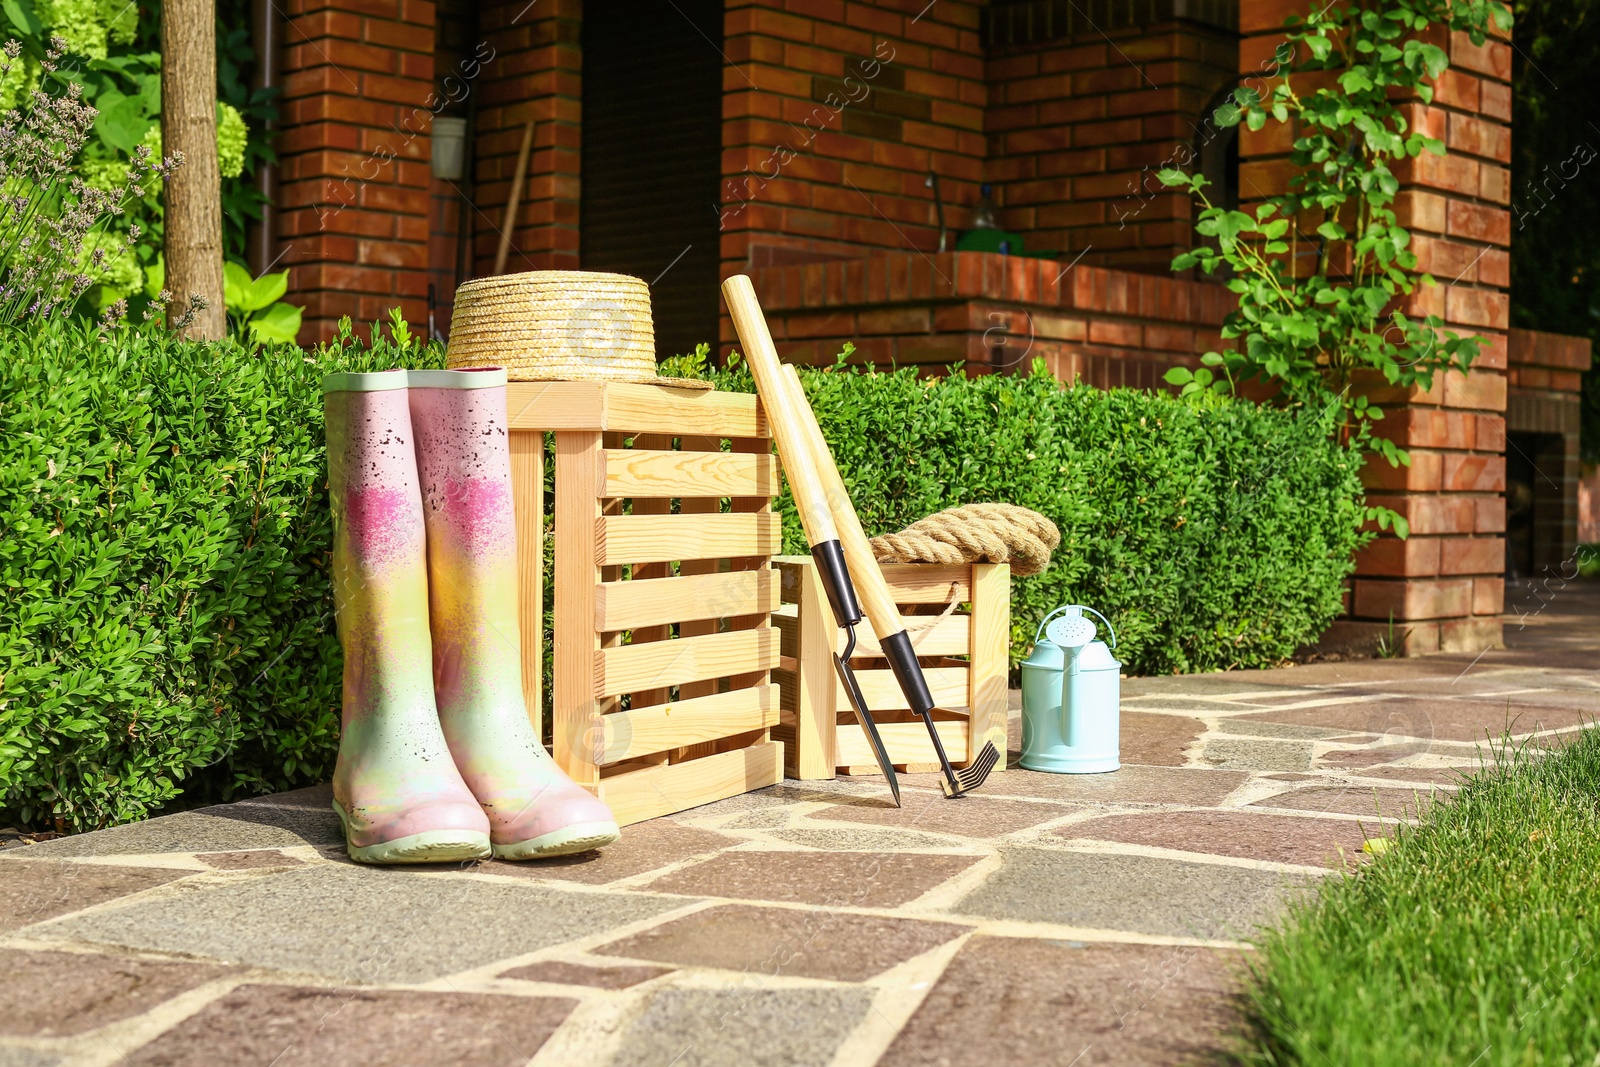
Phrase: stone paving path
[{"left": 2, "top": 584, "right": 1595, "bottom": 1066}]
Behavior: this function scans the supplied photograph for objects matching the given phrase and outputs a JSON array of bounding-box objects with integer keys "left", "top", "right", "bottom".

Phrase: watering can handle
[
  {"left": 1079, "top": 607, "right": 1116, "bottom": 650},
  {"left": 1035, "top": 605, "right": 1117, "bottom": 650}
]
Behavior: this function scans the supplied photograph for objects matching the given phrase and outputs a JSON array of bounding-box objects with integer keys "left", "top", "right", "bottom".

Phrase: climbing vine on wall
[{"left": 1160, "top": 0, "right": 1514, "bottom": 537}]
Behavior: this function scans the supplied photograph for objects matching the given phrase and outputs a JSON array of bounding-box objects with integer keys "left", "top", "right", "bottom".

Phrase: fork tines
[{"left": 940, "top": 741, "right": 1001, "bottom": 798}]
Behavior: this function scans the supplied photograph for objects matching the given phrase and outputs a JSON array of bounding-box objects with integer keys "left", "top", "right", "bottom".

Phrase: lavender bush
[{"left": 0, "top": 38, "right": 185, "bottom": 324}]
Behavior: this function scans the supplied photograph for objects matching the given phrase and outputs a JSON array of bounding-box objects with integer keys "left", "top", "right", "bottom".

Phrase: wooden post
[
  {"left": 509, "top": 430, "right": 544, "bottom": 734},
  {"left": 553, "top": 430, "right": 603, "bottom": 787},
  {"left": 968, "top": 563, "right": 1010, "bottom": 769},
  {"left": 788, "top": 560, "right": 838, "bottom": 778}
]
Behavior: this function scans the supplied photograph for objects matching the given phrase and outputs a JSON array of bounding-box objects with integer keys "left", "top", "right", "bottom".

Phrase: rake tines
[{"left": 940, "top": 741, "right": 1001, "bottom": 798}]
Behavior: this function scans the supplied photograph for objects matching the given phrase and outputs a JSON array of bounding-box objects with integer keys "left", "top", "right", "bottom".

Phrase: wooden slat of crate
[
  {"left": 509, "top": 430, "right": 543, "bottom": 732},
  {"left": 624, "top": 433, "right": 675, "bottom": 710},
  {"left": 599, "top": 684, "right": 780, "bottom": 764},
  {"left": 553, "top": 430, "right": 605, "bottom": 786},
  {"left": 598, "top": 740, "right": 784, "bottom": 826},
  {"left": 597, "top": 569, "right": 779, "bottom": 632},
  {"left": 967, "top": 563, "right": 1011, "bottom": 763},
  {"left": 595, "top": 627, "right": 781, "bottom": 698},
  {"left": 777, "top": 559, "right": 971, "bottom": 607},
  {"left": 507, "top": 381, "right": 768, "bottom": 437},
  {"left": 836, "top": 719, "right": 969, "bottom": 768},
  {"left": 774, "top": 605, "right": 970, "bottom": 659},
  {"left": 673, "top": 435, "right": 727, "bottom": 726},
  {"left": 603, "top": 448, "right": 778, "bottom": 498},
  {"left": 836, "top": 665, "right": 970, "bottom": 711},
  {"left": 858, "top": 615, "right": 969, "bottom": 658},
  {"left": 598, "top": 513, "right": 781, "bottom": 566}
]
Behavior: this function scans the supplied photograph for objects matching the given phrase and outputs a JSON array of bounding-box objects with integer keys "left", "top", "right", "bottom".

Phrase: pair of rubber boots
[{"left": 324, "top": 367, "right": 618, "bottom": 864}]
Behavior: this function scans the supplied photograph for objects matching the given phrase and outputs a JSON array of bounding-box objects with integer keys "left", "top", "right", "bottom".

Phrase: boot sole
[
  {"left": 333, "top": 802, "right": 492, "bottom": 865},
  {"left": 493, "top": 821, "right": 621, "bottom": 861}
]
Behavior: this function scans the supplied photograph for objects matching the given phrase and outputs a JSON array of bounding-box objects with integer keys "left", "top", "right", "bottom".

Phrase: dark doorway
[{"left": 581, "top": 1, "right": 724, "bottom": 363}]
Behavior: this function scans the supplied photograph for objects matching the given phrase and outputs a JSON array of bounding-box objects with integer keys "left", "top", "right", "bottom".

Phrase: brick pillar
[
  {"left": 472, "top": 1, "right": 581, "bottom": 275},
  {"left": 278, "top": 0, "right": 435, "bottom": 341},
  {"left": 1239, "top": 1, "right": 1511, "bottom": 655}
]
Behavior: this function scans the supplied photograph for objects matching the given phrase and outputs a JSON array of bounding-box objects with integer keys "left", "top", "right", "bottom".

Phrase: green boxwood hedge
[
  {"left": 721, "top": 357, "right": 1370, "bottom": 676},
  {"left": 1, "top": 323, "right": 1367, "bottom": 831},
  {"left": 0, "top": 321, "right": 442, "bottom": 831}
]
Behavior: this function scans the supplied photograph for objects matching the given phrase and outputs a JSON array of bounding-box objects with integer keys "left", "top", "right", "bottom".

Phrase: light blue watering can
[{"left": 1019, "top": 605, "right": 1121, "bottom": 773}]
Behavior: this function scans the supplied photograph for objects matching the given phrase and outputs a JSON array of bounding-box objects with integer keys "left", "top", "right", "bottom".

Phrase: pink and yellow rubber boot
[
  {"left": 324, "top": 371, "right": 493, "bottom": 865},
  {"left": 408, "top": 368, "right": 621, "bottom": 860}
]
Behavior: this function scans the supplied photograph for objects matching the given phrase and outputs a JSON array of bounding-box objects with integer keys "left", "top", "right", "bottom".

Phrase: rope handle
[
  {"left": 1034, "top": 604, "right": 1116, "bottom": 650},
  {"left": 905, "top": 581, "right": 962, "bottom": 651}
]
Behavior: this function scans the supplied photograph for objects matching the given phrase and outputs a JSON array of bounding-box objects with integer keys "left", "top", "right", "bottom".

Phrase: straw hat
[{"left": 446, "top": 270, "right": 712, "bottom": 389}]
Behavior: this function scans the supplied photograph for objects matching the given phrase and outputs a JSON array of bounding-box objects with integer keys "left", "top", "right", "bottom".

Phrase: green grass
[{"left": 1237, "top": 726, "right": 1600, "bottom": 1065}]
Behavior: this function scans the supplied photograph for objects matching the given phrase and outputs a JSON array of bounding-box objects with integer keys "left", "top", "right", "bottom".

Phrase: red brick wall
[
  {"left": 1240, "top": 0, "right": 1512, "bottom": 655},
  {"left": 720, "top": 0, "right": 987, "bottom": 275},
  {"left": 279, "top": 0, "right": 435, "bottom": 341},
  {"left": 749, "top": 250, "right": 1226, "bottom": 389},
  {"left": 986, "top": 22, "right": 1237, "bottom": 271},
  {"left": 470, "top": 0, "right": 581, "bottom": 275}
]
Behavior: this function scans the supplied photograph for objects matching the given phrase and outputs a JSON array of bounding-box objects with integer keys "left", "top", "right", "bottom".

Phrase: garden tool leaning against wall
[
  {"left": 324, "top": 368, "right": 620, "bottom": 865},
  {"left": 723, "top": 275, "right": 1000, "bottom": 799}
]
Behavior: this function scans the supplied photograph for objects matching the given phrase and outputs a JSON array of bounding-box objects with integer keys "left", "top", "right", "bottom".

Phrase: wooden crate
[
  {"left": 507, "top": 381, "right": 785, "bottom": 826},
  {"left": 771, "top": 556, "right": 1010, "bottom": 779}
]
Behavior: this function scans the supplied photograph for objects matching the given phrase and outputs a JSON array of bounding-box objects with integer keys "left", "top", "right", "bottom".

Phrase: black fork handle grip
[
  {"left": 810, "top": 540, "right": 864, "bottom": 629},
  {"left": 880, "top": 630, "right": 936, "bottom": 717}
]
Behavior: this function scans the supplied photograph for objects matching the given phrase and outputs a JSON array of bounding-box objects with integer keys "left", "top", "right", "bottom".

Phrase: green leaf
[
  {"left": 1163, "top": 366, "right": 1194, "bottom": 386},
  {"left": 247, "top": 303, "right": 304, "bottom": 345},
  {"left": 92, "top": 92, "right": 150, "bottom": 153},
  {"left": 222, "top": 262, "right": 255, "bottom": 314},
  {"left": 2, "top": 0, "right": 43, "bottom": 36},
  {"left": 243, "top": 270, "right": 289, "bottom": 314},
  {"left": 1156, "top": 168, "right": 1191, "bottom": 188}
]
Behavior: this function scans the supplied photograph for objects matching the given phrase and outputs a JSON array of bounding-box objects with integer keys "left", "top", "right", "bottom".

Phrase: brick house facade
[{"left": 264, "top": 0, "right": 1591, "bottom": 656}]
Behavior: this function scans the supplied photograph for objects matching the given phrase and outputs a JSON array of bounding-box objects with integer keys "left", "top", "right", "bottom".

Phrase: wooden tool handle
[
  {"left": 721, "top": 276, "right": 840, "bottom": 548},
  {"left": 779, "top": 363, "right": 908, "bottom": 642}
]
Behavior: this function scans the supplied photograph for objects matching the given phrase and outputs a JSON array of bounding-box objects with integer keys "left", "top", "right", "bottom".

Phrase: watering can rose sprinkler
[{"left": 1019, "top": 606, "right": 1121, "bottom": 773}]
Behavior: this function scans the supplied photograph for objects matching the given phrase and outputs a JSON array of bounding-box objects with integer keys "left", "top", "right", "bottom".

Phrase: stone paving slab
[
  {"left": 1059, "top": 810, "right": 1382, "bottom": 868},
  {"left": 952, "top": 847, "right": 1308, "bottom": 940},
  {"left": 123, "top": 985, "right": 576, "bottom": 1067},
  {"left": 594, "top": 904, "right": 969, "bottom": 982},
  {"left": 0, "top": 860, "right": 193, "bottom": 933},
  {"left": 877, "top": 936, "right": 1242, "bottom": 1067},
  {"left": 1, "top": 584, "right": 1592, "bottom": 1066},
  {"left": 607, "top": 988, "right": 874, "bottom": 1067},
  {"left": 0, "top": 950, "right": 235, "bottom": 1038},
  {"left": 30, "top": 863, "right": 683, "bottom": 984},
  {"left": 17, "top": 805, "right": 343, "bottom": 857},
  {"left": 642, "top": 850, "right": 982, "bottom": 909}
]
